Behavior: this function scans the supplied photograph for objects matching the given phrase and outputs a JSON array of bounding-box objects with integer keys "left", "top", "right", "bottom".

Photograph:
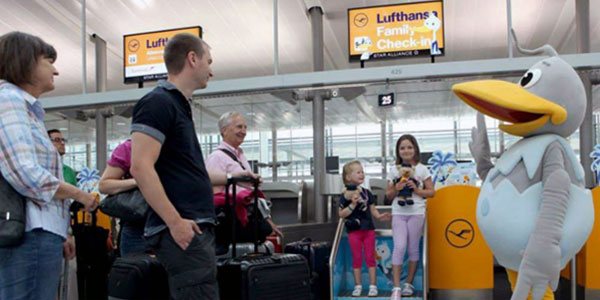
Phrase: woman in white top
[{"left": 386, "top": 134, "right": 434, "bottom": 300}]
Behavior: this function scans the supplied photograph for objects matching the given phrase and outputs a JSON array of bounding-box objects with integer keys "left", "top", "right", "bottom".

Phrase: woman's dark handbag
[
  {"left": 99, "top": 189, "right": 148, "bottom": 222},
  {"left": 0, "top": 174, "right": 26, "bottom": 247}
]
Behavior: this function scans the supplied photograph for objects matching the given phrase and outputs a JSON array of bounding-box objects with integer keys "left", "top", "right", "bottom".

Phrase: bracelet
[{"left": 348, "top": 205, "right": 354, "bottom": 212}]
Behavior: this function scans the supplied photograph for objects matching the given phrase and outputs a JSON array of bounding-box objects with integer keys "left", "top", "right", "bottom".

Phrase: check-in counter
[
  {"left": 557, "top": 186, "right": 599, "bottom": 299},
  {"left": 427, "top": 185, "right": 494, "bottom": 300},
  {"left": 369, "top": 178, "right": 388, "bottom": 205},
  {"left": 261, "top": 182, "right": 302, "bottom": 225}
]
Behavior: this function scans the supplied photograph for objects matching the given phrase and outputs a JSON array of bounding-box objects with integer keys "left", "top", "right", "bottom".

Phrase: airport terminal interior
[{"left": 2, "top": 0, "right": 600, "bottom": 299}]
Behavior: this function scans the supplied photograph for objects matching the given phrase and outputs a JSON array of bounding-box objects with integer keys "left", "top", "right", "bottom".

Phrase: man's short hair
[
  {"left": 0, "top": 31, "right": 57, "bottom": 86},
  {"left": 164, "top": 33, "right": 208, "bottom": 75},
  {"left": 47, "top": 129, "right": 61, "bottom": 136},
  {"left": 218, "top": 112, "right": 242, "bottom": 136}
]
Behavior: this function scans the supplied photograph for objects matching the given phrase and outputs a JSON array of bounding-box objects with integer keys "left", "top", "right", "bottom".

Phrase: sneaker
[
  {"left": 390, "top": 287, "right": 402, "bottom": 300},
  {"left": 368, "top": 285, "right": 378, "bottom": 297},
  {"left": 397, "top": 200, "right": 406, "bottom": 206},
  {"left": 401, "top": 282, "right": 414, "bottom": 296},
  {"left": 406, "top": 199, "right": 414, "bottom": 205},
  {"left": 352, "top": 285, "right": 362, "bottom": 297}
]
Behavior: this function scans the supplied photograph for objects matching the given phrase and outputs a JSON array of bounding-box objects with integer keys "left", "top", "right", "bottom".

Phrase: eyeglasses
[{"left": 50, "top": 138, "right": 67, "bottom": 143}]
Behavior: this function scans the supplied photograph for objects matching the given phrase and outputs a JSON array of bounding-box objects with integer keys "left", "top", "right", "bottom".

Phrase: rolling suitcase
[
  {"left": 285, "top": 237, "right": 332, "bottom": 300},
  {"left": 217, "top": 177, "right": 311, "bottom": 300},
  {"left": 107, "top": 253, "right": 169, "bottom": 300},
  {"left": 71, "top": 203, "right": 110, "bottom": 300}
]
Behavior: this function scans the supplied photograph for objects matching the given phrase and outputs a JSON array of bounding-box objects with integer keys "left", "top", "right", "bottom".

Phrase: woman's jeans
[
  {"left": 0, "top": 229, "right": 65, "bottom": 300},
  {"left": 120, "top": 223, "right": 147, "bottom": 256}
]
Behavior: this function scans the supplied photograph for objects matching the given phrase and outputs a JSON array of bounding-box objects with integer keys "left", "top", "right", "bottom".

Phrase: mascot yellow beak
[{"left": 453, "top": 80, "right": 566, "bottom": 136}]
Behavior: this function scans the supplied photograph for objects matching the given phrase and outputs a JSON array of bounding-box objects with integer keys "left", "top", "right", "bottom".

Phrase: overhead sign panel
[
  {"left": 123, "top": 26, "right": 202, "bottom": 84},
  {"left": 348, "top": 1, "right": 444, "bottom": 61}
]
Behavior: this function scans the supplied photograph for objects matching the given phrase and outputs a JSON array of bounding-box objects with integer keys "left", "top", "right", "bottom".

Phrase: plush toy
[
  {"left": 452, "top": 30, "right": 594, "bottom": 300},
  {"left": 393, "top": 163, "right": 419, "bottom": 206},
  {"left": 343, "top": 184, "right": 367, "bottom": 231},
  {"left": 343, "top": 184, "right": 367, "bottom": 212}
]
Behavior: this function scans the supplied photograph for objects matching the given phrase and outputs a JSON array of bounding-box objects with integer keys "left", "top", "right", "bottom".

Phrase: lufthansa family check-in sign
[
  {"left": 123, "top": 26, "right": 202, "bottom": 84},
  {"left": 348, "top": 1, "right": 444, "bottom": 61}
]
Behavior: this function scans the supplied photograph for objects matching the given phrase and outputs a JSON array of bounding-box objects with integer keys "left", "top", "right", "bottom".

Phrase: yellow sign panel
[
  {"left": 123, "top": 26, "right": 202, "bottom": 83},
  {"left": 348, "top": 1, "right": 444, "bottom": 61}
]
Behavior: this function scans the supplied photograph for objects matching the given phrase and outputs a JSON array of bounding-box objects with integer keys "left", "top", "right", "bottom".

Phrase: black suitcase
[
  {"left": 107, "top": 253, "right": 169, "bottom": 300},
  {"left": 217, "top": 177, "right": 311, "bottom": 300},
  {"left": 71, "top": 203, "right": 110, "bottom": 300},
  {"left": 285, "top": 238, "right": 332, "bottom": 300}
]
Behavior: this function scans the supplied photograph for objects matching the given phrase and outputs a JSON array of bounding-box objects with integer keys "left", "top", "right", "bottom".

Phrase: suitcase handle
[{"left": 225, "top": 176, "right": 260, "bottom": 258}]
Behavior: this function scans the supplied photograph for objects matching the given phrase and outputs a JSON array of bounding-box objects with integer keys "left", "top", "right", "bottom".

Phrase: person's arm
[
  {"left": 130, "top": 132, "right": 201, "bottom": 250},
  {"left": 413, "top": 177, "right": 435, "bottom": 198},
  {"left": 0, "top": 95, "right": 96, "bottom": 211},
  {"left": 53, "top": 182, "right": 97, "bottom": 211},
  {"left": 370, "top": 204, "right": 391, "bottom": 221},
  {"left": 207, "top": 169, "right": 259, "bottom": 186},
  {"left": 385, "top": 181, "right": 396, "bottom": 202},
  {"left": 99, "top": 165, "right": 137, "bottom": 195},
  {"left": 265, "top": 218, "right": 283, "bottom": 238},
  {"left": 338, "top": 194, "right": 358, "bottom": 219}
]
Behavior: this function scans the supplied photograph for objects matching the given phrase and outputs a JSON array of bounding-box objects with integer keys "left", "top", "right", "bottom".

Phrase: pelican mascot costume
[{"left": 452, "top": 30, "right": 594, "bottom": 300}]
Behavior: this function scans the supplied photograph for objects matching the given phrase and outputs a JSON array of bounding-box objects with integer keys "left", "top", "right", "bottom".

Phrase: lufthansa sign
[
  {"left": 123, "top": 26, "right": 202, "bottom": 84},
  {"left": 347, "top": 1, "right": 444, "bottom": 61}
]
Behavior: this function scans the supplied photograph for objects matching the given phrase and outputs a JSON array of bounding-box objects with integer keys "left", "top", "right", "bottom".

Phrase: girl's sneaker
[
  {"left": 368, "top": 285, "right": 378, "bottom": 297},
  {"left": 352, "top": 285, "right": 362, "bottom": 297},
  {"left": 390, "top": 287, "right": 402, "bottom": 300},
  {"left": 401, "top": 282, "right": 414, "bottom": 296}
]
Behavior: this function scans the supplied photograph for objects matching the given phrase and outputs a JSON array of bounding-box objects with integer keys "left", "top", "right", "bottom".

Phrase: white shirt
[{"left": 387, "top": 163, "right": 432, "bottom": 215}]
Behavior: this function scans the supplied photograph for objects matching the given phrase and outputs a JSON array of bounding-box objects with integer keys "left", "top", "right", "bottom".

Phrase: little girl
[
  {"left": 386, "top": 135, "right": 434, "bottom": 300},
  {"left": 339, "top": 160, "right": 390, "bottom": 297}
]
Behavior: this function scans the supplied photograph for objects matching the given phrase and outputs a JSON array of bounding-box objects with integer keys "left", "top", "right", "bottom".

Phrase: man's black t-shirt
[
  {"left": 339, "top": 188, "right": 376, "bottom": 232},
  {"left": 131, "top": 80, "right": 215, "bottom": 237}
]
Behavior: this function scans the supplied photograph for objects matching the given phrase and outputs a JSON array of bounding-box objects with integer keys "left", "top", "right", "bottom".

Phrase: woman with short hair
[{"left": 0, "top": 31, "right": 97, "bottom": 300}]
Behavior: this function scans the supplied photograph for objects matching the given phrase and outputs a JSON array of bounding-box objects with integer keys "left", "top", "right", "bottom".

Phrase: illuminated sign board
[
  {"left": 348, "top": 1, "right": 444, "bottom": 61},
  {"left": 123, "top": 26, "right": 202, "bottom": 84}
]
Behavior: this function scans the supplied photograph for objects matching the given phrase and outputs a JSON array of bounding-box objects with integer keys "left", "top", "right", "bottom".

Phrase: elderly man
[{"left": 205, "top": 112, "right": 283, "bottom": 238}]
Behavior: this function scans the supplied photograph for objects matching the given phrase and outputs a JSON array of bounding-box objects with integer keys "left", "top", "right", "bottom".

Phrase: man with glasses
[
  {"left": 48, "top": 129, "right": 77, "bottom": 186},
  {"left": 47, "top": 129, "right": 78, "bottom": 299}
]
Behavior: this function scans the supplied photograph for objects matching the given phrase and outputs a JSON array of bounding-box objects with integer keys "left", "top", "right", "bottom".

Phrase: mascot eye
[{"left": 519, "top": 69, "right": 542, "bottom": 88}]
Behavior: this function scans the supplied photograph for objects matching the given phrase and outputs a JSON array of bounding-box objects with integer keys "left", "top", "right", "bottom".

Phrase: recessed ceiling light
[
  {"left": 59, "top": 127, "right": 68, "bottom": 131},
  {"left": 117, "top": 122, "right": 126, "bottom": 126}
]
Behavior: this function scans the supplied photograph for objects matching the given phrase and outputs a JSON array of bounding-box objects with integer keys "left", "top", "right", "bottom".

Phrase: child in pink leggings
[
  {"left": 386, "top": 135, "right": 435, "bottom": 300},
  {"left": 339, "top": 160, "right": 390, "bottom": 297}
]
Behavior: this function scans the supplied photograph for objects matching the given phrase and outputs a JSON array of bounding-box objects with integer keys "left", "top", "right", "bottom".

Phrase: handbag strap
[
  {"left": 0, "top": 210, "right": 24, "bottom": 222},
  {"left": 219, "top": 148, "right": 246, "bottom": 170}
]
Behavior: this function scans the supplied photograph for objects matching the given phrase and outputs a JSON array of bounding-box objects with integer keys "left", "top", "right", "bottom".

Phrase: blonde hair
[{"left": 342, "top": 160, "right": 362, "bottom": 185}]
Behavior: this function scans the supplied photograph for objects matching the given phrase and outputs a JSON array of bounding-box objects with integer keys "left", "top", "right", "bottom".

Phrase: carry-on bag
[
  {"left": 107, "top": 253, "right": 169, "bottom": 300},
  {"left": 71, "top": 202, "right": 110, "bottom": 300},
  {"left": 285, "top": 237, "right": 333, "bottom": 300},
  {"left": 217, "top": 177, "right": 311, "bottom": 300}
]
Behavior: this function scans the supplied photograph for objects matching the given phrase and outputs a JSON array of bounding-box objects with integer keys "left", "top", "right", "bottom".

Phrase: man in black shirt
[{"left": 130, "top": 33, "right": 254, "bottom": 299}]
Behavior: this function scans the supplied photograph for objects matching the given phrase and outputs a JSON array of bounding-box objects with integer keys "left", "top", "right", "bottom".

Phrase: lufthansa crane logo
[
  {"left": 128, "top": 39, "right": 140, "bottom": 53},
  {"left": 354, "top": 13, "right": 368, "bottom": 28},
  {"left": 445, "top": 219, "right": 474, "bottom": 248}
]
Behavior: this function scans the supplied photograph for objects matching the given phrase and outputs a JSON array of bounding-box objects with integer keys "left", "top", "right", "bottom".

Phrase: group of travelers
[{"left": 0, "top": 30, "right": 432, "bottom": 300}]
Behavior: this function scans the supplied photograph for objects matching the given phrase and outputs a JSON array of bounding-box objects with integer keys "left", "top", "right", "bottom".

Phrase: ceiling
[{"left": 3, "top": 0, "right": 600, "bottom": 142}]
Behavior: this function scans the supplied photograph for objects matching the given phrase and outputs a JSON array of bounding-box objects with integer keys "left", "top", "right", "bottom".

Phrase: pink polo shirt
[{"left": 205, "top": 141, "right": 251, "bottom": 194}]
